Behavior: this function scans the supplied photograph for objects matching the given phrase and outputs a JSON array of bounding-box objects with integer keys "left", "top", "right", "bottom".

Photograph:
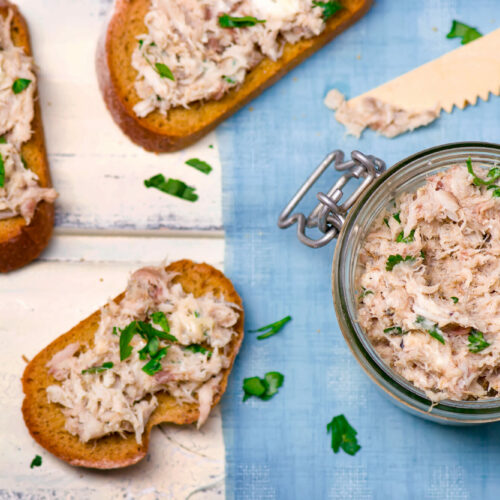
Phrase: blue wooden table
[{"left": 218, "top": 1, "right": 500, "bottom": 498}]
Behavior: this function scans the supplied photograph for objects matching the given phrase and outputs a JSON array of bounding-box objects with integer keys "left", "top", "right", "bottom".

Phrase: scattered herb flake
[
  {"left": 242, "top": 371, "right": 284, "bottom": 401},
  {"left": 383, "top": 326, "right": 406, "bottom": 335},
  {"left": 185, "top": 158, "right": 212, "bottom": 175},
  {"left": 12, "top": 78, "right": 31, "bottom": 94},
  {"left": 383, "top": 217, "right": 389, "bottom": 227},
  {"left": 393, "top": 211, "right": 401, "bottom": 223},
  {"left": 138, "top": 39, "right": 144, "bottom": 47},
  {"left": 218, "top": 14, "right": 265, "bottom": 28},
  {"left": 360, "top": 287, "right": 373, "bottom": 298},
  {"left": 184, "top": 344, "right": 212, "bottom": 358},
  {"left": 396, "top": 229, "right": 415, "bottom": 244},
  {"left": 144, "top": 174, "right": 198, "bottom": 202},
  {"left": 0, "top": 136, "right": 6, "bottom": 144},
  {"left": 447, "top": 20, "right": 482, "bottom": 44},
  {"left": 468, "top": 329, "right": 490, "bottom": 353},
  {"left": 250, "top": 315, "right": 292, "bottom": 340},
  {"left": 119, "top": 321, "right": 139, "bottom": 361},
  {"left": 82, "top": 362, "right": 114, "bottom": 374},
  {"left": 312, "top": 0, "right": 343, "bottom": 20},
  {"left": 326, "top": 414, "right": 361, "bottom": 456},
  {"left": 420, "top": 250, "right": 426, "bottom": 260},
  {"left": 386, "top": 254, "right": 415, "bottom": 271},
  {"left": 223, "top": 75, "right": 236, "bottom": 84},
  {"left": 30, "top": 455, "right": 42, "bottom": 468},
  {"left": 466, "top": 157, "right": 500, "bottom": 188},
  {"left": 416, "top": 315, "right": 445, "bottom": 344},
  {"left": 151, "top": 311, "right": 170, "bottom": 334},
  {"left": 155, "top": 62, "right": 175, "bottom": 80},
  {"left": 142, "top": 347, "right": 168, "bottom": 375},
  {"left": 0, "top": 153, "right": 4, "bottom": 188},
  {"left": 451, "top": 296, "right": 459, "bottom": 304}
]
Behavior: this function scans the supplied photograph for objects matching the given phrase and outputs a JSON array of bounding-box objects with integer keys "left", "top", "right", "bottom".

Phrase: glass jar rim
[{"left": 332, "top": 141, "right": 500, "bottom": 420}]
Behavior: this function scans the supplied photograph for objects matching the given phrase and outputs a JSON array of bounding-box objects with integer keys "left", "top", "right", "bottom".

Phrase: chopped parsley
[
  {"left": 12, "top": 78, "right": 31, "bottom": 94},
  {"left": 250, "top": 315, "right": 291, "bottom": 340},
  {"left": 451, "top": 296, "right": 459, "bottom": 304},
  {"left": 0, "top": 136, "right": 6, "bottom": 144},
  {"left": 144, "top": 174, "right": 198, "bottom": 202},
  {"left": 393, "top": 211, "right": 401, "bottom": 223},
  {"left": 82, "top": 362, "right": 114, "bottom": 374},
  {"left": 386, "top": 254, "right": 415, "bottom": 271},
  {"left": 185, "top": 344, "right": 212, "bottom": 358},
  {"left": 468, "top": 329, "right": 490, "bottom": 353},
  {"left": 30, "top": 455, "right": 42, "bottom": 468},
  {"left": 467, "top": 157, "right": 500, "bottom": 187},
  {"left": 155, "top": 62, "right": 175, "bottom": 81},
  {"left": 151, "top": 310, "right": 170, "bottom": 333},
  {"left": 312, "top": 0, "right": 343, "bottom": 20},
  {"left": 185, "top": 158, "right": 212, "bottom": 175},
  {"left": 446, "top": 20, "right": 482, "bottom": 45},
  {"left": 218, "top": 14, "right": 266, "bottom": 28},
  {"left": 383, "top": 326, "right": 406, "bottom": 335},
  {"left": 396, "top": 229, "right": 415, "bottom": 244},
  {"left": 0, "top": 153, "right": 4, "bottom": 188},
  {"left": 416, "top": 315, "right": 445, "bottom": 344},
  {"left": 420, "top": 250, "right": 426, "bottom": 260},
  {"left": 243, "top": 372, "right": 284, "bottom": 401},
  {"left": 383, "top": 217, "right": 389, "bottom": 227},
  {"left": 142, "top": 347, "right": 168, "bottom": 375},
  {"left": 223, "top": 76, "right": 236, "bottom": 84},
  {"left": 326, "top": 414, "right": 361, "bottom": 456},
  {"left": 360, "top": 287, "right": 373, "bottom": 298}
]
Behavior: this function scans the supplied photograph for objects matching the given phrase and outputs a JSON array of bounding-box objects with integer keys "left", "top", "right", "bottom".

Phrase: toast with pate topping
[
  {"left": 96, "top": 0, "right": 372, "bottom": 152},
  {"left": 22, "top": 260, "right": 243, "bottom": 469},
  {"left": 0, "top": 1, "right": 57, "bottom": 272}
]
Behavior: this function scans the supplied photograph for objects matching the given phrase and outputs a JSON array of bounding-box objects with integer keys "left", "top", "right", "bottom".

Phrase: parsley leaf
[
  {"left": 383, "top": 326, "right": 406, "bottom": 335},
  {"left": 383, "top": 217, "right": 389, "bottom": 227},
  {"left": 0, "top": 136, "right": 6, "bottom": 144},
  {"left": 144, "top": 174, "right": 198, "bottom": 202},
  {"left": 185, "top": 158, "right": 212, "bottom": 175},
  {"left": 326, "top": 414, "right": 361, "bottom": 456},
  {"left": 416, "top": 316, "right": 445, "bottom": 344},
  {"left": 30, "top": 455, "right": 42, "bottom": 468},
  {"left": 243, "top": 372, "right": 284, "bottom": 401},
  {"left": 0, "top": 153, "right": 4, "bottom": 188},
  {"left": 119, "top": 321, "right": 139, "bottom": 360},
  {"left": 218, "top": 14, "right": 266, "bottom": 28},
  {"left": 312, "top": 0, "right": 343, "bottom": 20},
  {"left": 451, "top": 296, "right": 459, "bottom": 304},
  {"left": 393, "top": 211, "right": 401, "bottom": 223},
  {"left": 468, "top": 328, "right": 490, "bottom": 353},
  {"left": 155, "top": 62, "right": 175, "bottom": 80},
  {"left": 446, "top": 20, "right": 482, "bottom": 45},
  {"left": 12, "top": 78, "right": 31, "bottom": 94},
  {"left": 360, "top": 287, "right": 373, "bottom": 298},
  {"left": 250, "top": 315, "right": 291, "bottom": 340},
  {"left": 151, "top": 311, "right": 170, "bottom": 334},
  {"left": 386, "top": 254, "right": 415, "bottom": 271},
  {"left": 396, "top": 229, "right": 415, "bottom": 244},
  {"left": 466, "top": 157, "right": 500, "bottom": 187},
  {"left": 184, "top": 344, "right": 212, "bottom": 358},
  {"left": 82, "top": 362, "right": 114, "bottom": 374},
  {"left": 142, "top": 347, "right": 168, "bottom": 375}
]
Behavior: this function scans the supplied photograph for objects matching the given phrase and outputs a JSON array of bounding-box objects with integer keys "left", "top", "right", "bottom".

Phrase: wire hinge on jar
[{"left": 278, "top": 150, "right": 386, "bottom": 248}]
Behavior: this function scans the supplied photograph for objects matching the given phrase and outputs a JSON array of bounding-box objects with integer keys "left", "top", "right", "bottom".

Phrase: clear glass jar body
[{"left": 333, "top": 142, "right": 500, "bottom": 424}]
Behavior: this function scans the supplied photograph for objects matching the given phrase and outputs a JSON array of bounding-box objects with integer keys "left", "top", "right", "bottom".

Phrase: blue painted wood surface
[{"left": 219, "top": 1, "right": 500, "bottom": 498}]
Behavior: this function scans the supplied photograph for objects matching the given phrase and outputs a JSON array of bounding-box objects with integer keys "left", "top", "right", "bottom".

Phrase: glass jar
[{"left": 281, "top": 142, "right": 500, "bottom": 424}]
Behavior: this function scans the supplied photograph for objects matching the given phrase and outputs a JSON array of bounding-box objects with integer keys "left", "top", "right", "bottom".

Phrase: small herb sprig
[
  {"left": 447, "top": 20, "right": 482, "bottom": 45},
  {"left": 468, "top": 329, "right": 490, "bottom": 353},
  {"left": 326, "top": 414, "right": 361, "bottom": 456},
  {"left": 185, "top": 158, "right": 212, "bottom": 175},
  {"left": 219, "top": 14, "right": 265, "bottom": 28},
  {"left": 184, "top": 344, "right": 212, "bottom": 358},
  {"left": 12, "top": 78, "right": 31, "bottom": 94},
  {"left": 30, "top": 455, "right": 42, "bottom": 469},
  {"left": 386, "top": 254, "right": 416, "bottom": 271},
  {"left": 243, "top": 372, "right": 284, "bottom": 401},
  {"left": 250, "top": 315, "right": 292, "bottom": 340},
  {"left": 416, "top": 316, "right": 445, "bottom": 344},
  {"left": 82, "top": 362, "right": 114, "bottom": 374},
  {"left": 312, "top": 1, "right": 343, "bottom": 20},
  {"left": 145, "top": 174, "right": 198, "bottom": 202},
  {"left": 396, "top": 229, "right": 415, "bottom": 244},
  {"left": 467, "top": 158, "right": 500, "bottom": 197},
  {"left": 383, "top": 326, "right": 406, "bottom": 335}
]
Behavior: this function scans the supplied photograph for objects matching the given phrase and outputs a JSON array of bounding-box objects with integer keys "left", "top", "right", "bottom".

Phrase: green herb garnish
[
  {"left": 386, "top": 254, "right": 415, "bottom": 271},
  {"left": 383, "top": 217, "right": 389, "bottom": 227},
  {"left": 119, "top": 321, "right": 138, "bottom": 361},
  {"left": 396, "top": 229, "right": 415, "bottom": 244},
  {"left": 82, "top": 362, "right": 114, "bottom": 374},
  {"left": 151, "top": 311, "right": 170, "bottom": 334},
  {"left": 185, "top": 158, "right": 212, "bottom": 175},
  {"left": 223, "top": 76, "right": 236, "bottom": 84},
  {"left": 393, "top": 211, "right": 401, "bottom": 223},
  {"left": 144, "top": 174, "right": 198, "bottom": 202},
  {"left": 451, "top": 296, "right": 459, "bottom": 304},
  {"left": 446, "top": 20, "right": 482, "bottom": 45},
  {"left": 250, "top": 315, "right": 291, "bottom": 340},
  {"left": 243, "top": 372, "right": 284, "bottom": 401},
  {"left": 185, "top": 344, "right": 212, "bottom": 358},
  {"left": 468, "top": 328, "right": 490, "bottom": 353},
  {"left": 420, "top": 250, "right": 426, "bottom": 260},
  {"left": 416, "top": 315, "right": 445, "bottom": 344},
  {"left": 0, "top": 136, "right": 6, "bottom": 144},
  {"left": 326, "top": 414, "right": 361, "bottom": 456},
  {"left": 12, "top": 78, "right": 31, "bottom": 94},
  {"left": 218, "top": 14, "right": 265, "bottom": 28},
  {"left": 0, "top": 153, "right": 4, "bottom": 188},
  {"left": 312, "top": 0, "right": 343, "bottom": 20},
  {"left": 360, "top": 287, "right": 373, "bottom": 298},
  {"left": 142, "top": 347, "right": 168, "bottom": 375},
  {"left": 30, "top": 455, "right": 42, "bottom": 468},
  {"left": 383, "top": 326, "right": 406, "bottom": 335},
  {"left": 155, "top": 62, "right": 175, "bottom": 80},
  {"left": 467, "top": 157, "right": 500, "bottom": 186}
]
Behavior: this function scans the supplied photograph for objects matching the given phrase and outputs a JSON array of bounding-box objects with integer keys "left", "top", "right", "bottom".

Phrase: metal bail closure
[{"left": 277, "top": 150, "right": 386, "bottom": 248}]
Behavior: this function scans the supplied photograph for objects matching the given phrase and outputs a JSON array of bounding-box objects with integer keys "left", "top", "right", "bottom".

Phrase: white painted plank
[
  {"left": 17, "top": 0, "right": 223, "bottom": 232},
  {"left": 0, "top": 260, "right": 225, "bottom": 499}
]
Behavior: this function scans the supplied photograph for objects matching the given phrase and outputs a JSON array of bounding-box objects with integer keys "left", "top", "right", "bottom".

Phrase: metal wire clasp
[{"left": 278, "top": 150, "right": 386, "bottom": 248}]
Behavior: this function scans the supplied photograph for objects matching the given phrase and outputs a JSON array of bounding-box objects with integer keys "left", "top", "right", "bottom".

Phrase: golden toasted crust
[
  {"left": 22, "top": 260, "right": 244, "bottom": 469},
  {"left": 96, "top": 0, "right": 373, "bottom": 152},
  {"left": 0, "top": 0, "right": 54, "bottom": 273}
]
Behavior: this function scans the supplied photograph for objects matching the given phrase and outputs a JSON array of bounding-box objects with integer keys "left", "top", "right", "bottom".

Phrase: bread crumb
[
  {"left": 248, "top": 106, "right": 254, "bottom": 112},
  {"left": 317, "top": 329, "right": 320, "bottom": 333},
  {"left": 356, "top": 53, "right": 361, "bottom": 60},
  {"left": 293, "top": 77, "right": 298, "bottom": 82},
  {"left": 22, "top": 354, "right": 29, "bottom": 363},
  {"left": 432, "top": 26, "right": 438, "bottom": 32},
  {"left": 99, "top": 278, "right": 103, "bottom": 282}
]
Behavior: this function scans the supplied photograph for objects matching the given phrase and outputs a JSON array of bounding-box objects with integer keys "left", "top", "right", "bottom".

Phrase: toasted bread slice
[
  {"left": 22, "top": 260, "right": 244, "bottom": 469},
  {"left": 97, "top": 0, "right": 372, "bottom": 152},
  {"left": 0, "top": 1, "right": 54, "bottom": 272}
]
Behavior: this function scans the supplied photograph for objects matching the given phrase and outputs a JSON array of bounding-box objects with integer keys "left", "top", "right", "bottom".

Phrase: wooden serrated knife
[{"left": 349, "top": 27, "right": 500, "bottom": 113}]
